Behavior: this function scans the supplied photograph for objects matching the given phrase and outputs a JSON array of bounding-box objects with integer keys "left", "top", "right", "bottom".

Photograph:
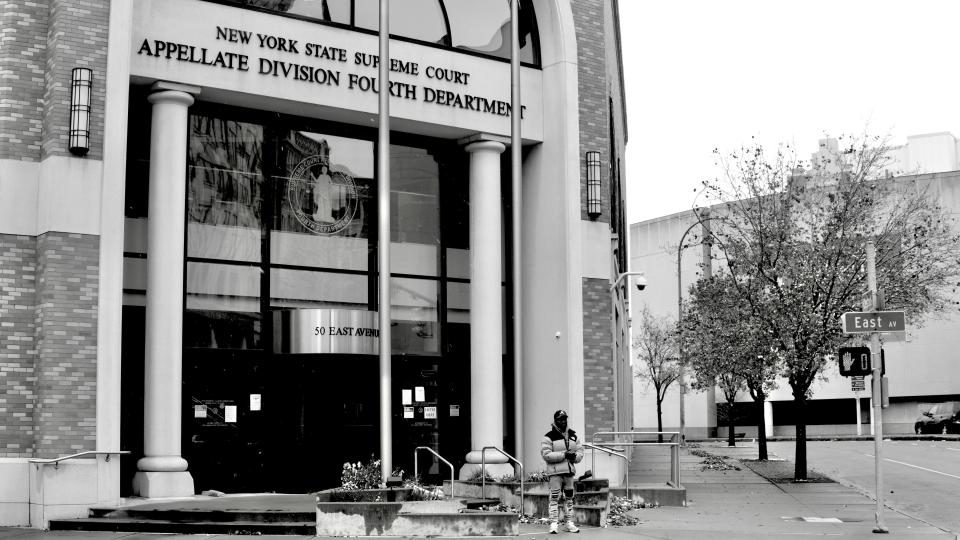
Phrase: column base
[{"left": 132, "top": 471, "right": 195, "bottom": 498}]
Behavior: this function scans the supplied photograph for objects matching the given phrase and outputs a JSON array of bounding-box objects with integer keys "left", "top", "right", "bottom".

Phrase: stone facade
[
  {"left": 0, "top": 233, "right": 99, "bottom": 459},
  {"left": 581, "top": 277, "right": 613, "bottom": 437},
  {"left": 0, "top": 235, "right": 38, "bottom": 457}
]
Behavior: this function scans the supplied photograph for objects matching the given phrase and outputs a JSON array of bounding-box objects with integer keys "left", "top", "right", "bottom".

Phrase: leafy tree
[
  {"left": 682, "top": 274, "right": 780, "bottom": 457},
  {"left": 701, "top": 134, "right": 960, "bottom": 479},
  {"left": 633, "top": 308, "right": 680, "bottom": 443}
]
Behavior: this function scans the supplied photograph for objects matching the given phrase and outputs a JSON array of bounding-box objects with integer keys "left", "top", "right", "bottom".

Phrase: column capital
[
  {"left": 150, "top": 81, "right": 202, "bottom": 96},
  {"left": 459, "top": 133, "right": 509, "bottom": 152}
]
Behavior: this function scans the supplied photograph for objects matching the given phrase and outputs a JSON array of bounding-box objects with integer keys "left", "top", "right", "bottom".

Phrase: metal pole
[
  {"left": 377, "top": 0, "right": 393, "bottom": 481},
  {"left": 509, "top": 0, "right": 524, "bottom": 473},
  {"left": 867, "top": 241, "right": 888, "bottom": 533},
  {"left": 855, "top": 394, "right": 862, "bottom": 437},
  {"left": 676, "top": 213, "right": 714, "bottom": 446}
]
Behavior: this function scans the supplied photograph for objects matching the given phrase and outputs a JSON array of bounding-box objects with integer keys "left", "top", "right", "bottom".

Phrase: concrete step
[
  {"left": 575, "top": 478, "right": 609, "bottom": 491},
  {"left": 49, "top": 517, "right": 316, "bottom": 535},
  {"left": 572, "top": 504, "right": 606, "bottom": 527},
  {"left": 610, "top": 484, "right": 686, "bottom": 507},
  {"left": 88, "top": 506, "right": 315, "bottom": 522}
]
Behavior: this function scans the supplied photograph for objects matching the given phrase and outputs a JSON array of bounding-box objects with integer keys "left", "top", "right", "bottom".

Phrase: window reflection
[
  {"left": 185, "top": 262, "right": 262, "bottom": 349},
  {"left": 391, "top": 144, "right": 440, "bottom": 276},
  {"left": 187, "top": 116, "right": 264, "bottom": 262},
  {"left": 355, "top": 0, "right": 449, "bottom": 45},
  {"left": 445, "top": 0, "right": 536, "bottom": 63},
  {"left": 272, "top": 131, "right": 372, "bottom": 271},
  {"left": 392, "top": 278, "right": 439, "bottom": 354},
  {"left": 209, "top": 0, "right": 538, "bottom": 63}
]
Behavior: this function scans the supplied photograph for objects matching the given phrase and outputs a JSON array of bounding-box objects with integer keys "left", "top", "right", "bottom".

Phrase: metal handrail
[
  {"left": 29, "top": 450, "right": 130, "bottom": 470},
  {"left": 592, "top": 431, "right": 681, "bottom": 487},
  {"left": 480, "top": 446, "right": 524, "bottom": 517},
  {"left": 414, "top": 446, "right": 455, "bottom": 498},
  {"left": 582, "top": 442, "right": 630, "bottom": 496}
]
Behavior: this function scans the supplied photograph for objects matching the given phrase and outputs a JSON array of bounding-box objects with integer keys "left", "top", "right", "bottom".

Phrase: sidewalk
[{"left": 0, "top": 443, "right": 955, "bottom": 539}]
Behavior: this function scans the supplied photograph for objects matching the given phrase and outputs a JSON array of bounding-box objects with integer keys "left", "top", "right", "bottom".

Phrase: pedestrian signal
[{"left": 838, "top": 346, "right": 871, "bottom": 377}]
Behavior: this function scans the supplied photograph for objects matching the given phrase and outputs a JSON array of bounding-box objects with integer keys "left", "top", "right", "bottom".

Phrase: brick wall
[
  {"left": 33, "top": 232, "right": 99, "bottom": 458},
  {"left": 0, "top": 235, "right": 38, "bottom": 457},
  {"left": 42, "top": 0, "right": 110, "bottom": 160},
  {"left": 582, "top": 277, "right": 612, "bottom": 437},
  {"left": 0, "top": 0, "right": 49, "bottom": 161},
  {"left": 572, "top": 0, "right": 611, "bottom": 224}
]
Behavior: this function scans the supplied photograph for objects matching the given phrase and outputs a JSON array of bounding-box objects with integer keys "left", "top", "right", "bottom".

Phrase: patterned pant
[{"left": 548, "top": 474, "right": 575, "bottom": 523}]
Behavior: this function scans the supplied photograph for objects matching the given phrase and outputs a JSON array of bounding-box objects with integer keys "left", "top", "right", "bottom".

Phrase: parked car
[{"left": 914, "top": 401, "right": 960, "bottom": 434}]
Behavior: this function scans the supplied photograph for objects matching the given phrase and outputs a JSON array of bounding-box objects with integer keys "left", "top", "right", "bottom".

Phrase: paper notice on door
[
  {"left": 450, "top": 404, "right": 460, "bottom": 417},
  {"left": 415, "top": 386, "right": 425, "bottom": 402},
  {"left": 194, "top": 405, "right": 207, "bottom": 418},
  {"left": 404, "top": 406, "right": 415, "bottom": 419},
  {"left": 402, "top": 389, "right": 412, "bottom": 405},
  {"left": 250, "top": 394, "right": 261, "bottom": 411},
  {"left": 225, "top": 405, "right": 237, "bottom": 423},
  {"left": 424, "top": 406, "right": 437, "bottom": 419}
]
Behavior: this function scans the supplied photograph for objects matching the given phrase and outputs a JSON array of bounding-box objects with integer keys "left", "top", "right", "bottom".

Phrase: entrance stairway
[{"left": 48, "top": 493, "right": 513, "bottom": 535}]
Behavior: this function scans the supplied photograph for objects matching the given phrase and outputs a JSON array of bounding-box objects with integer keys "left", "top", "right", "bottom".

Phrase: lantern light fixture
[
  {"left": 68, "top": 67, "right": 93, "bottom": 156},
  {"left": 586, "top": 151, "right": 602, "bottom": 219}
]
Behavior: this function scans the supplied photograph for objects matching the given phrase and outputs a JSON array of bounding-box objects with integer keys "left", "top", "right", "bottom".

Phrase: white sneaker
[
  {"left": 549, "top": 522, "right": 559, "bottom": 534},
  {"left": 565, "top": 521, "right": 580, "bottom": 533}
]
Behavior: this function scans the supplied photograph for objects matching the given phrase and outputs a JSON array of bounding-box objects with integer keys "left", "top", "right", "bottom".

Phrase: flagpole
[
  {"left": 510, "top": 0, "right": 523, "bottom": 467},
  {"left": 377, "top": 0, "right": 393, "bottom": 481}
]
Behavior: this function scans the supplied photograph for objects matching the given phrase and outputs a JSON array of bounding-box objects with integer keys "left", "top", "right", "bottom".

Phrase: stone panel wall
[
  {"left": 33, "top": 232, "right": 99, "bottom": 458},
  {"left": 582, "top": 277, "right": 612, "bottom": 437},
  {"left": 0, "top": 235, "right": 38, "bottom": 457}
]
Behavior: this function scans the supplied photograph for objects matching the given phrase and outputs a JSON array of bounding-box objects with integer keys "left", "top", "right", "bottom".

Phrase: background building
[
  {"left": 0, "top": 0, "right": 629, "bottom": 526},
  {"left": 630, "top": 133, "right": 960, "bottom": 439}
]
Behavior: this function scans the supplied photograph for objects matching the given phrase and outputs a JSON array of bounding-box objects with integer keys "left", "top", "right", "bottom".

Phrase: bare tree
[
  {"left": 633, "top": 308, "right": 680, "bottom": 443},
  {"left": 682, "top": 274, "right": 780, "bottom": 456},
  {"left": 702, "top": 134, "right": 960, "bottom": 479}
]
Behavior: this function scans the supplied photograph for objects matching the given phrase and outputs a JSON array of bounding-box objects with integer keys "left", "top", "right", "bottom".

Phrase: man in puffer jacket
[{"left": 540, "top": 409, "right": 583, "bottom": 533}]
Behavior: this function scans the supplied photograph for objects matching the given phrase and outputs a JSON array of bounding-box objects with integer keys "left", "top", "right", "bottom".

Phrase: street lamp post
[
  {"left": 676, "top": 212, "right": 712, "bottom": 446},
  {"left": 610, "top": 271, "right": 646, "bottom": 433}
]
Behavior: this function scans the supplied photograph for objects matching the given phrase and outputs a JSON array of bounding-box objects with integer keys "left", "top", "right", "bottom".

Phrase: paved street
[{"left": 768, "top": 439, "right": 960, "bottom": 534}]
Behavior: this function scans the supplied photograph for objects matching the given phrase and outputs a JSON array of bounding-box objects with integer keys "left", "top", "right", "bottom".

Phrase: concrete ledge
[
  {"left": 610, "top": 485, "right": 686, "bottom": 507},
  {"left": 316, "top": 501, "right": 517, "bottom": 536}
]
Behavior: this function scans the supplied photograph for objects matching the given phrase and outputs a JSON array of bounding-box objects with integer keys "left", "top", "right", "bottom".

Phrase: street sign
[
  {"left": 851, "top": 376, "right": 865, "bottom": 392},
  {"left": 838, "top": 346, "right": 871, "bottom": 376},
  {"left": 842, "top": 311, "right": 906, "bottom": 334}
]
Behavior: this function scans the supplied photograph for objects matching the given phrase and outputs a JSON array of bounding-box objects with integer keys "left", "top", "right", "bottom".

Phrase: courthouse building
[{"left": 0, "top": 0, "right": 630, "bottom": 525}]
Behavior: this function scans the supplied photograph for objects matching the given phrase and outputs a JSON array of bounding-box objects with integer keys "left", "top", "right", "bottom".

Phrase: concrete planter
[{"left": 315, "top": 497, "right": 517, "bottom": 536}]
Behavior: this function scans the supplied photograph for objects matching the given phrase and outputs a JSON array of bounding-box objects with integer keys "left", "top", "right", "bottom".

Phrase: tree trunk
[
  {"left": 794, "top": 395, "right": 807, "bottom": 481},
  {"left": 727, "top": 400, "right": 736, "bottom": 447},
  {"left": 756, "top": 395, "right": 768, "bottom": 460},
  {"left": 656, "top": 397, "right": 664, "bottom": 444}
]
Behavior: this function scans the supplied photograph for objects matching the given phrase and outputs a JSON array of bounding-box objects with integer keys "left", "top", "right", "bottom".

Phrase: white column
[
  {"left": 132, "top": 82, "right": 199, "bottom": 498},
  {"left": 460, "top": 138, "right": 510, "bottom": 476}
]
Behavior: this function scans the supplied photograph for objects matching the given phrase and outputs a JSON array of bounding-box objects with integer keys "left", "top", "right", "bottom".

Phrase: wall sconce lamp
[
  {"left": 68, "top": 67, "right": 93, "bottom": 156},
  {"left": 586, "top": 151, "right": 602, "bottom": 219}
]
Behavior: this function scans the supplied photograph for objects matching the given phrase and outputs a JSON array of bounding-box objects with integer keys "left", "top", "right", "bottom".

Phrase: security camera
[{"left": 635, "top": 275, "right": 648, "bottom": 291}]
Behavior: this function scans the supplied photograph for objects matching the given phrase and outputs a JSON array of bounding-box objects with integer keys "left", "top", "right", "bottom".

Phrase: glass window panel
[
  {"left": 391, "top": 277, "right": 439, "bottom": 354},
  {"left": 272, "top": 131, "right": 372, "bottom": 271},
  {"left": 355, "top": 0, "right": 448, "bottom": 44},
  {"left": 287, "top": 0, "right": 350, "bottom": 22},
  {"left": 270, "top": 269, "right": 368, "bottom": 309},
  {"left": 446, "top": 281, "right": 469, "bottom": 323},
  {"left": 391, "top": 144, "right": 440, "bottom": 276},
  {"left": 444, "top": 0, "right": 536, "bottom": 62},
  {"left": 187, "top": 116, "right": 264, "bottom": 262},
  {"left": 185, "top": 262, "right": 262, "bottom": 349}
]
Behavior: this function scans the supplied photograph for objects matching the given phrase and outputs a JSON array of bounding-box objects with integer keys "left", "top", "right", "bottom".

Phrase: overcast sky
[{"left": 619, "top": 0, "right": 960, "bottom": 224}]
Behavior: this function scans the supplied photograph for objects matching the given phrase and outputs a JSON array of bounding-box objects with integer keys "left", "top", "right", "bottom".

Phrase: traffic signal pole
[{"left": 866, "top": 241, "right": 889, "bottom": 534}]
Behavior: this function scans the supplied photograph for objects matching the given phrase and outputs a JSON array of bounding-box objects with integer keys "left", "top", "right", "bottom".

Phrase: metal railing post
[
  {"left": 481, "top": 446, "right": 524, "bottom": 517},
  {"left": 582, "top": 443, "right": 628, "bottom": 495},
  {"left": 414, "top": 447, "right": 455, "bottom": 498}
]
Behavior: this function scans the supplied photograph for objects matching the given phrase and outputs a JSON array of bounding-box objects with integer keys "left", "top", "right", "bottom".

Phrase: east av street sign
[{"left": 842, "top": 311, "right": 906, "bottom": 334}]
